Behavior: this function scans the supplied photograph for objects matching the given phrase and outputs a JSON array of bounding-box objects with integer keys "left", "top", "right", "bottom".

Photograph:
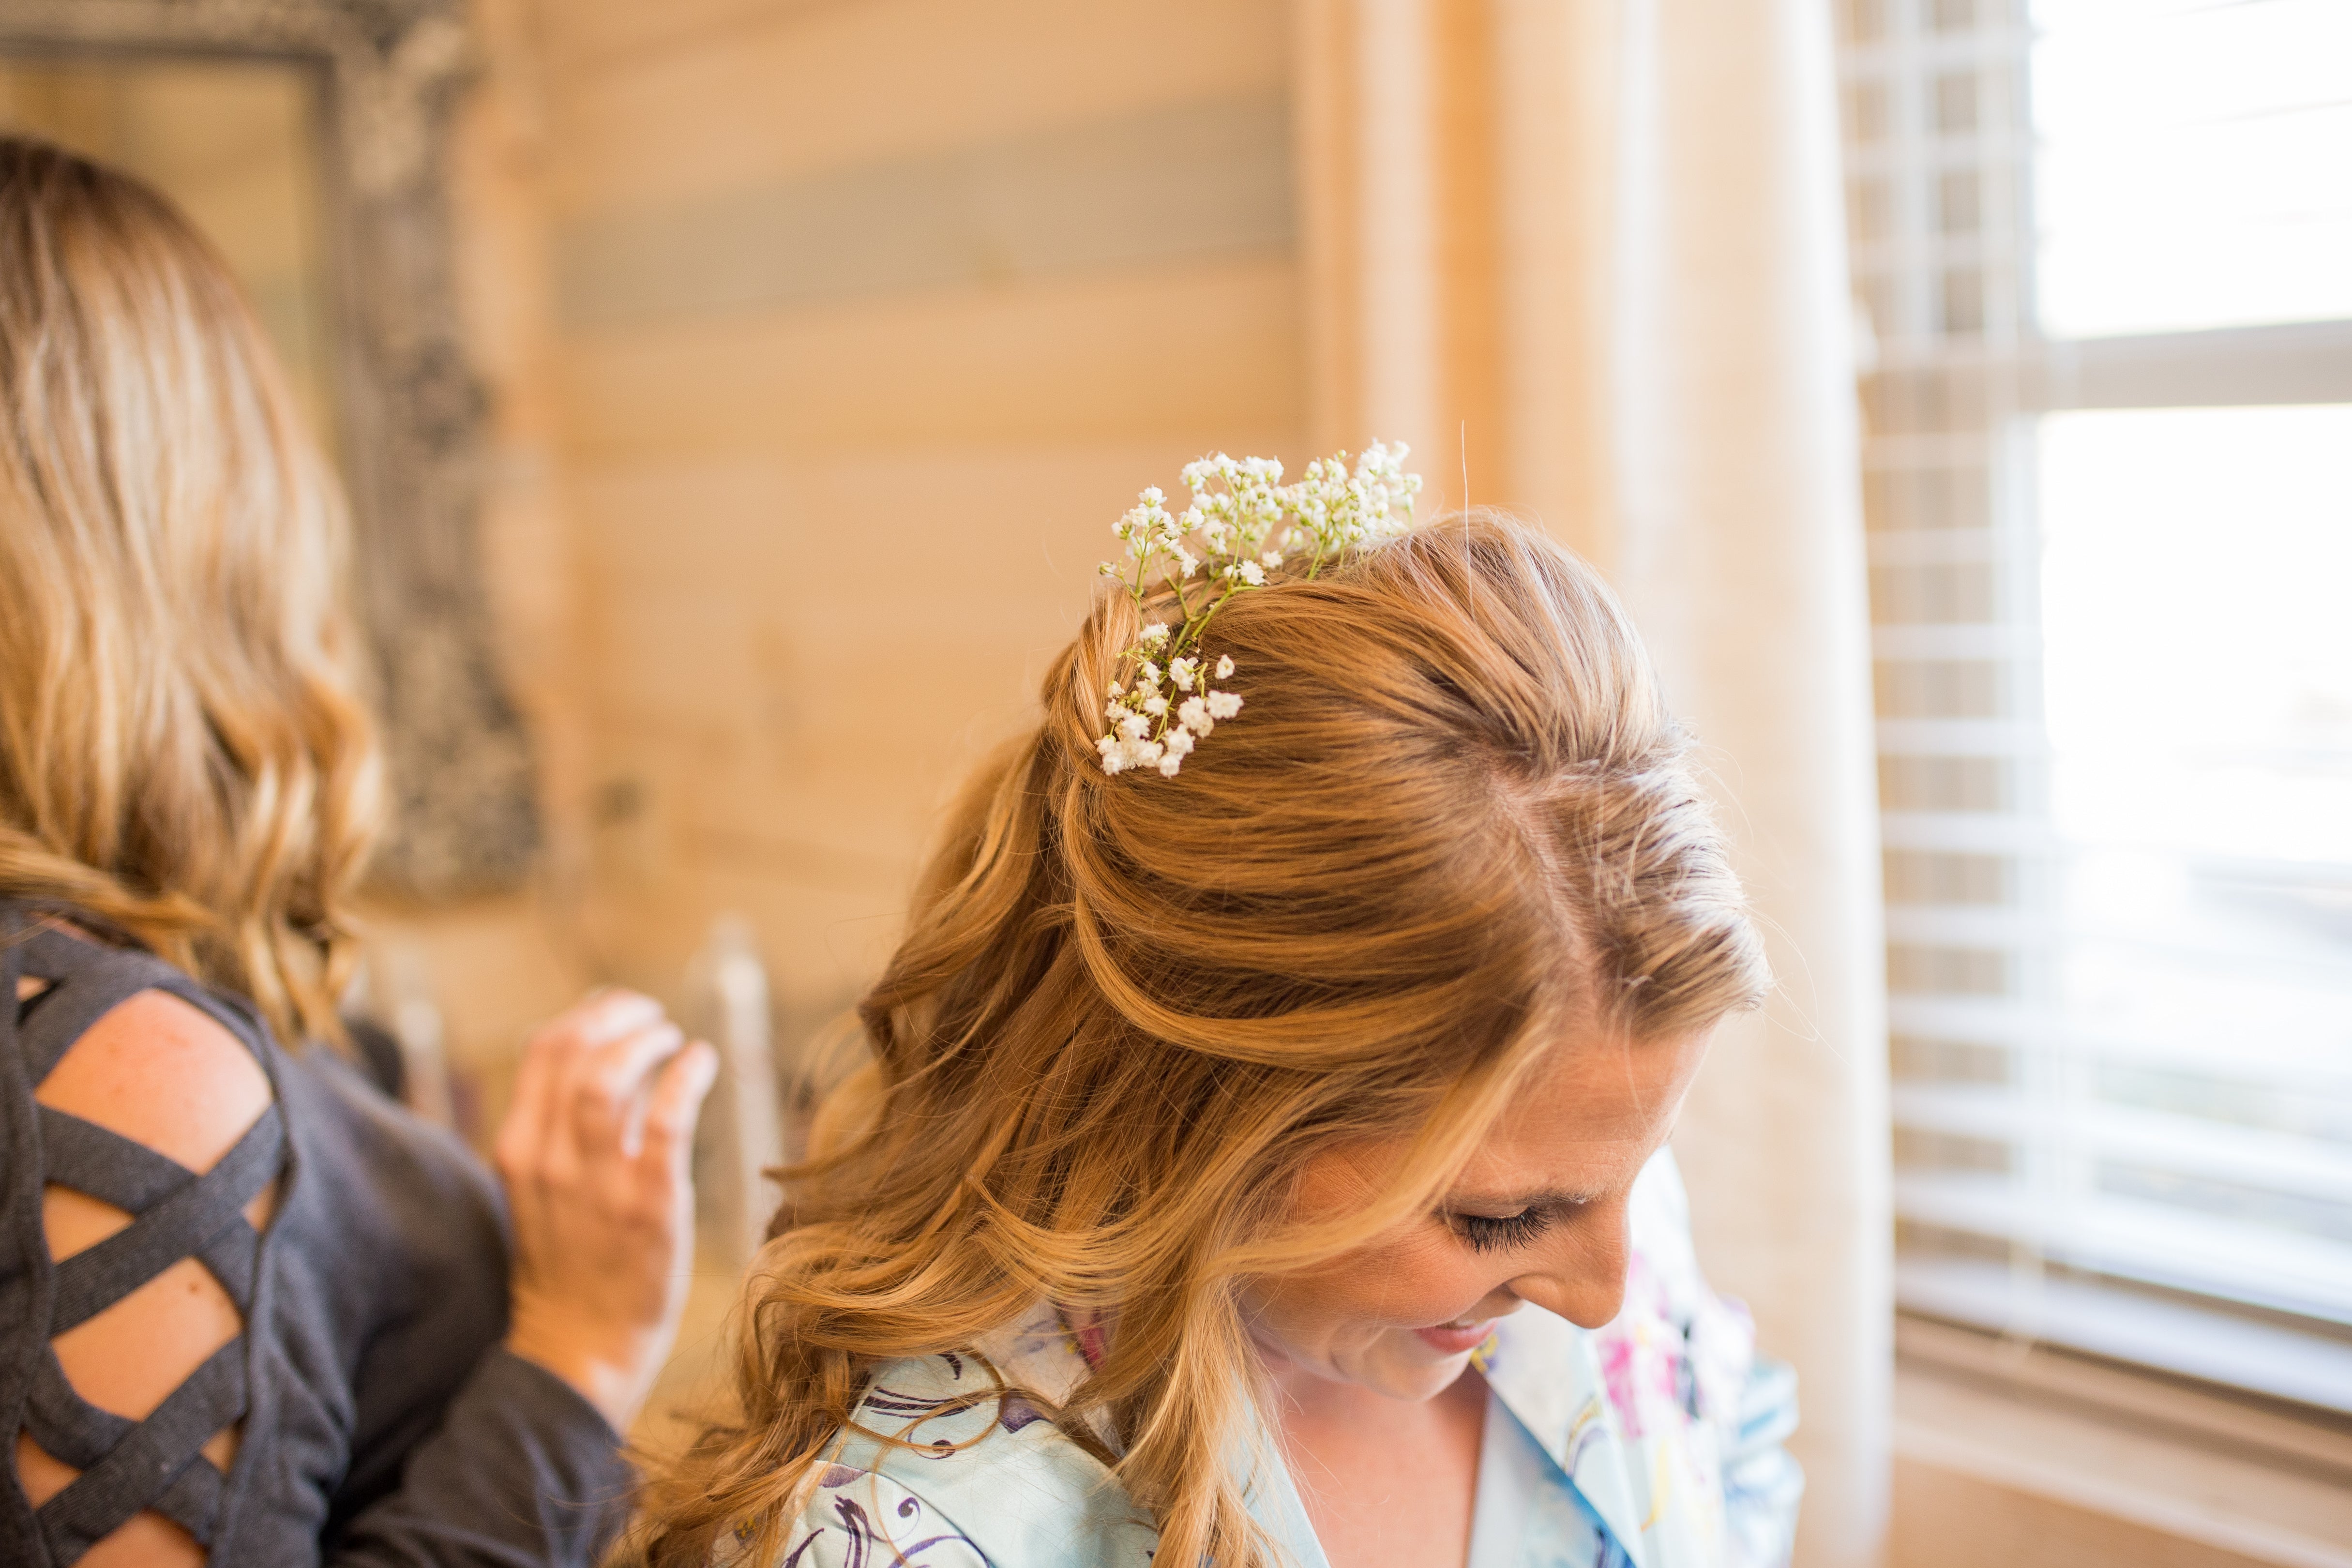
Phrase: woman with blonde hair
[
  {"left": 0, "top": 136, "right": 715, "bottom": 1566},
  {"left": 641, "top": 455, "right": 1802, "bottom": 1568}
]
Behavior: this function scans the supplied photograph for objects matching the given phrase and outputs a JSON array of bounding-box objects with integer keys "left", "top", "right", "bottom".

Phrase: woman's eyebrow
[{"left": 1441, "top": 1184, "right": 1606, "bottom": 1211}]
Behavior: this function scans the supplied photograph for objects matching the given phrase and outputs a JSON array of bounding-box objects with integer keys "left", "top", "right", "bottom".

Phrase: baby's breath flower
[{"left": 1093, "top": 441, "right": 1417, "bottom": 777}]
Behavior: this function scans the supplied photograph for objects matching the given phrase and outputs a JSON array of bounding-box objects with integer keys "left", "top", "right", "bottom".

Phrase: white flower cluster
[{"left": 1095, "top": 442, "right": 1422, "bottom": 777}]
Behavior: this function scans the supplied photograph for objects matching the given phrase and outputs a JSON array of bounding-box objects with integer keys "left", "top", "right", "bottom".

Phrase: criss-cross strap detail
[
  {"left": 12, "top": 924, "right": 259, "bottom": 1085},
  {"left": 35, "top": 1108, "right": 272, "bottom": 1317},
  {"left": 43, "top": 1105, "right": 280, "bottom": 1332},
  {"left": 2, "top": 905, "right": 285, "bottom": 1566},
  {"left": 13, "top": 928, "right": 173, "bottom": 1083},
  {"left": 26, "top": 1338, "right": 244, "bottom": 1559}
]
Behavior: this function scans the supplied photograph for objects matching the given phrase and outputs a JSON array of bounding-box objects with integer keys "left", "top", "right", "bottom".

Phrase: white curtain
[{"left": 1297, "top": 3, "right": 1890, "bottom": 1563}]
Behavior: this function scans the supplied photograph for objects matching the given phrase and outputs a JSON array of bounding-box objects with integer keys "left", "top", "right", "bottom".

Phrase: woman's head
[
  {"left": 647, "top": 508, "right": 1764, "bottom": 1567},
  {"left": 0, "top": 136, "right": 378, "bottom": 1046}
]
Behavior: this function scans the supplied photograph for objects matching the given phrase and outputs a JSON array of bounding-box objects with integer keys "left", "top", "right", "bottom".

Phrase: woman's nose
[{"left": 1509, "top": 1202, "right": 1631, "bottom": 1329}]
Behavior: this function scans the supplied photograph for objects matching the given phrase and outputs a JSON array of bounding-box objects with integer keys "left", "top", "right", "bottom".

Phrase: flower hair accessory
[{"left": 1095, "top": 442, "right": 1422, "bottom": 777}]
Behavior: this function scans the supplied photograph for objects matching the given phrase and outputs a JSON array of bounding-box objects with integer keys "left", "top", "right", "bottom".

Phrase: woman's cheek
[{"left": 1323, "top": 1228, "right": 1494, "bottom": 1328}]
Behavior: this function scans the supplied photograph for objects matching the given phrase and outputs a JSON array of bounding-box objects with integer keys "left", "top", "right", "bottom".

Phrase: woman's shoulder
[
  {"left": 274, "top": 1041, "right": 504, "bottom": 1244},
  {"left": 739, "top": 1352, "right": 1157, "bottom": 1568},
  {"left": 264, "top": 1039, "right": 515, "bottom": 1523}
]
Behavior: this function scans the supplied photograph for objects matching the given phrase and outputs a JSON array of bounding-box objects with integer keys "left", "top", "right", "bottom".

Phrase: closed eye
[{"left": 1447, "top": 1207, "right": 1553, "bottom": 1253}]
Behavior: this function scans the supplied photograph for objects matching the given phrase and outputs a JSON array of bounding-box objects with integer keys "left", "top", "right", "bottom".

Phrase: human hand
[{"left": 494, "top": 989, "right": 719, "bottom": 1433}]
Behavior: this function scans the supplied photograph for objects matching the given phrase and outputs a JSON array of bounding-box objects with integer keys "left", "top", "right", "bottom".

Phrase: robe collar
[
  {"left": 1474, "top": 1305, "right": 1653, "bottom": 1568},
  {"left": 978, "top": 1303, "right": 1646, "bottom": 1568}
]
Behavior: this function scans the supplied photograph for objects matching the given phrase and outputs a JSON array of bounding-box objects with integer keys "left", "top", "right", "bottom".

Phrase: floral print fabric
[
  {"left": 1468, "top": 1152, "right": 1803, "bottom": 1568},
  {"left": 737, "top": 1149, "right": 1799, "bottom": 1568}
]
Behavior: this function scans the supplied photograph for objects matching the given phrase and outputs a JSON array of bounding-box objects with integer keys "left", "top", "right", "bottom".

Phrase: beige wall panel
[
  {"left": 570, "top": 437, "right": 1301, "bottom": 1005},
  {"left": 452, "top": 0, "right": 598, "bottom": 890},
  {"left": 534, "top": 0, "right": 824, "bottom": 75},
  {"left": 551, "top": 93, "right": 1293, "bottom": 332},
  {"left": 581, "top": 772, "right": 905, "bottom": 1011},
  {"left": 539, "top": 0, "right": 1287, "bottom": 214},
  {"left": 356, "top": 893, "right": 598, "bottom": 1131},
  {"left": 526, "top": 0, "right": 1307, "bottom": 1040},
  {"left": 554, "top": 258, "right": 1303, "bottom": 460}
]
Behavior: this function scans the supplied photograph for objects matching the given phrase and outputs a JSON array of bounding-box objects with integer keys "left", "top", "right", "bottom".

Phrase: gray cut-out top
[{"left": 0, "top": 903, "right": 635, "bottom": 1565}]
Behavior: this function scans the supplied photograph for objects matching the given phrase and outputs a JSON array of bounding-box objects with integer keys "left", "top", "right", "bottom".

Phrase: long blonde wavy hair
[
  {"left": 642, "top": 512, "right": 1767, "bottom": 1567},
  {"left": 0, "top": 136, "right": 380, "bottom": 1047}
]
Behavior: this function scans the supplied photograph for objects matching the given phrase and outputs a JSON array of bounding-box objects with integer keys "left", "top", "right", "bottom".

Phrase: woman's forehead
[
  {"left": 1455, "top": 1027, "right": 1713, "bottom": 1191},
  {"left": 1286, "top": 1025, "right": 1713, "bottom": 1208}
]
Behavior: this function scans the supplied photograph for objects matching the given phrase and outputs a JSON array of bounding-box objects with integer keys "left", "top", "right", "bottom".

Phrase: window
[{"left": 1839, "top": 0, "right": 2352, "bottom": 1409}]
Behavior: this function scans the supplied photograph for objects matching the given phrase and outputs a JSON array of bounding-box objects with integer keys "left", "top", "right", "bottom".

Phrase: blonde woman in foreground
[
  {"left": 0, "top": 137, "right": 716, "bottom": 1565},
  {"left": 641, "top": 462, "right": 1803, "bottom": 1568}
]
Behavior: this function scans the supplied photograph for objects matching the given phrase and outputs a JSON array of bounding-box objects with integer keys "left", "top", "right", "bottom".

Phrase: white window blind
[{"left": 1838, "top": 0, "right": 2352, "bottom": 1411}]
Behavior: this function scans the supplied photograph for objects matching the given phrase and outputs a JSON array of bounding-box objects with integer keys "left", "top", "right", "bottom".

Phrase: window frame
[{"left": 1839, "top": 0, "right": 2352, "bottom": 1415}]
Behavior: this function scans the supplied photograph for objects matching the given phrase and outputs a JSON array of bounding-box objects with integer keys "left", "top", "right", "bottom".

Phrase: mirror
[
  {"left": 0, "top": 56, "right": 342, "bottom": 452},
  {"left": 0, "top": 1, "right": 538, "bottom": 903}
]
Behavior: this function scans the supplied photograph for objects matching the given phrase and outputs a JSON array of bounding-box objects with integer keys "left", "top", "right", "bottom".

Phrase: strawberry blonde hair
[
  {"left": 0, "top": 136, "right": 379, "bottom": 1046},
  {"left": 643, "top": 512, "right": 1767, "bottom": 1566}
]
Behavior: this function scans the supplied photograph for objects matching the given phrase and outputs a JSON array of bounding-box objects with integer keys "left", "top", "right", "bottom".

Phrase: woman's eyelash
[{"left": 1449, "top": 1207, "right": 1552, "bottom": 1253}]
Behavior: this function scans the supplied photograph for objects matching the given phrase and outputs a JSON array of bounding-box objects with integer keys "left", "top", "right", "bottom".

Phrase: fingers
[
  {"left": 498, "top": 989, "right": 669, "bottom": 1179},
  {"left": 494, "top": 1014, "right": 561, "bottom": 1184},
  {"left": 495, "top": 1007, "right": 716, "bottom": 1436},
  {"left": 494, "top": 1035, "right": 545, "bottom": 1179},
  {"left": 549, "top": 988, "right": 666, "bottom": 1051},
  {"left": 566, "top": 1020, "right": 686, "bottom": 1159},
  {"left": 638, "top": 1041, "right": 719, "bottom": 1179}
]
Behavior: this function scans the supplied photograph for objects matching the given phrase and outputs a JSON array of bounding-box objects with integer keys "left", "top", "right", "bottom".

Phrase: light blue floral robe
[{"left": 731, "top": 1151, "right": 1801, "bottom": 1568}]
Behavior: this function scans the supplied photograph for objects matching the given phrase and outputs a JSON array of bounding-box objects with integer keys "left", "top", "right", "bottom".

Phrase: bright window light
[
  {"left": 2033, "top": 0, "right": 2352, "bottom": 338},
  {"left": 2040, "top": 405, "right": 2352, "bottom": 1304},
  {"left": 1845, "top": 0, "right": 2352, "bottom": 1376},
  {"left": 2043, "top": 405, "right": 2352, "bottom": 861}
]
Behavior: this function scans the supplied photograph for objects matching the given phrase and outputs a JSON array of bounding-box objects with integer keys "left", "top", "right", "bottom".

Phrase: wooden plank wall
[{"left": 523, "top": 0, "right": 1305, "bottom": 1025}]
